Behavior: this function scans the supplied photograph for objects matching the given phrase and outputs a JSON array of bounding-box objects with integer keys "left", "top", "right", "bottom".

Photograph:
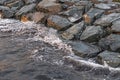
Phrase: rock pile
[{"left": 0, "top": 0, "right": 120, "bottom": 68}]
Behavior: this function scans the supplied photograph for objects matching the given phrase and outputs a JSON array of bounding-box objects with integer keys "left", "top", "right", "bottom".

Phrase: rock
[
  {"left": 95, "top": 3, "right": 111, "bottom": 10},
  {"left": 61, "top": 21, "right": 85, "bottom": 40},
  {"left": 37, "top": 0, "right": 61, "bottom": 14},
  {"left": 80, "top": 26, "right": 104, "bottom": 42},
  {"left": 0, "top": 6, "right": 14, "bottom": 18},
  {"left": 75, "top": 1, "right": 93, "bottom": 13},
  {"left": 0, "top": 0, "right": 7, "bottom": 5},
  {"left": 99, "top": 34, "right": 120, "bottom": 52},
  {"left": 32, "top": 12, "right": 45, "bottom": 23},
  {"left": 5, "top": 0, "right": 24, "bottom": 9},
  {"left": 98, "top": 50, "right": 120, "bottom": 68},
  {"left": 15, "top": 3, "right": 36, "bottom": 16},
  {"left": 69, "top": 41, "right": 101, "bottom": 58},
  {"left": 111, "top": 20, "right": 120, "bottom": 32},
  {"left": 47, "top": 15, "right": 72, "bottom": 31},
  {"left": 83, "top": 8, "right": 104, "bottom": 25},
  {"left": 94, "top": 13, "right": 120, "bottom": 27},
  {"left": 23, "top": 0, "right": 38, "bottom": 4},
  {"left": 60, "top": 6, "right": 84, "bottom": 22}
]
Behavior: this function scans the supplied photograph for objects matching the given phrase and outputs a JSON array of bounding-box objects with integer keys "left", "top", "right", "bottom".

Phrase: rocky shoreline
[{"left": 0, "top": 0, "right": 120, "bottom": 68}]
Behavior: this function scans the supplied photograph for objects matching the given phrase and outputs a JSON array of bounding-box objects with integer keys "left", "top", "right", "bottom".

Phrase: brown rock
[
  {"left": 37, "top": 0, "right": 61, "bottom": 14},
  {"left": 32, "top": 12, "right": 45, "bottom": 23}
]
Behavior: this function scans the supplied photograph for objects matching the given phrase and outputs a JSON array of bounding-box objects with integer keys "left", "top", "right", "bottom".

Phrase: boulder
[
  {"left": 83, "top": 8, "right": 104, "bottom": 25},
  {"left": 94, "top": 13, "right": 120, "bottom": 27},
  {"left": 15, "top": 3, "right": 36, "bottom": 16},
  {"left": 99, "top": 34, "right": 120, "bottom": 52},
  {"left": 111, "top": 20, "right": 120, "bottom": 32},
  {"left": 37, "top": 0, "right": 61, "bottom": 14},
  {"left": 98, "top": 50, "right": 120, "bottom": 68},
  {"left": 61, "top": 21, "right": 85, "bottom": 40},
  {"left": 47, "top": 15, "right": 72, "bottom": 31},
  {"left": 69, "top": 41, "right": 101, "bottom": 58},
  {"left": 80, "top": 26, "right": 104, "bottom": 42}
]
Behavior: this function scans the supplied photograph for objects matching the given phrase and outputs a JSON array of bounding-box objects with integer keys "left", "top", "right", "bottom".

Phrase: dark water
[{"left": 0, "top": 19, "right": 120, "bottom": 80}]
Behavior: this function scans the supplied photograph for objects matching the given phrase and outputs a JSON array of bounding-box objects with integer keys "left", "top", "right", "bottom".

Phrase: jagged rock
[
  {"left": 37, "top": 0, "right": 61, "bottom": 14},
  {"left": 47, "top": 15, "right": 72, "bottom": 30},
  {"left": 80, "top": 26, "right": 104, "bottom": 42},
  {"left": 61, "top": 21, "right": 84, "bottom": 40},
  {"left": 83, "top": 8, "right": 104, "bottom": 25},
  {"left": 69, "top": 41, "right": 101, "bottom": 58},
  {"left": 5, "top": 0, "right": 24, "bottom": 9},
  {"left": 0, "top": 6, "right": 14, "bottom": 18},
  {"left": 60, "top": 6, "right": 84, "bottom": 22},
  {"left": 111, "top": 20, "right": 120, "bottom": 32},
  {"left": 94, "top": 13, "right": 120, "bottom": 27},
  {"left": 98, "top": 50, "right": 120, "bottom": 68},
  {"left": 16, "top": 3, "right": 36, "bottom": 16},
  {"left": 95, "top": 3, "right": 111, "bottom": 10},
  {"left": 99, "top": 34, "right": 120, "bottom": 52}
]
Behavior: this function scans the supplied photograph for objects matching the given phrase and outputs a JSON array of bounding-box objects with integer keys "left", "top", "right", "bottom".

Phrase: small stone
[
  {"left": 83, "top": 8, "right": 104, "bottom": 25},
  {"left": 47, "top": 15, "right": 72, "bottom": 30},
  {"left": 23, "top": 0, "right": 38, "bottom": 4},
  {"left": 111, "top": 20, "right": 120, "bottom": 32},
  {"left": 94, "top": 13, "right": 120, "bottom": 27},
  {"left": 32, "top": 12, "right": 45, "bottom": 23},
  {"left": 37, "top": 0, "right": 61, "bottom": 14},
  {"left": 98, "top": 50, "right": 120, "bottom": 68},
  {"left": 61, "top": 21, "right": 84, "bottom": 40},
  {"left": 69, "top": 41, "right": 101, "bottom": 58},
  {"left": 16, "top": 3, "right": 36, "bottom": 16},
  {"left": 80, "top": 26, "right": 104, "bottom": 42}
]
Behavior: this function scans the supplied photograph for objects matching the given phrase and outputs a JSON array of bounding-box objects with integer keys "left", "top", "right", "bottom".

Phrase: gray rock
[
  {"left": 99, "top": 34, "right": 120, "bottom": 52},
  {"left": 80, "top": 26, "right": 104, "bottom": 42},
  {"left": 47, "top": 15, "right": 72, "bottom": 31},
  {"left": 111, "top": 20, "right": 120, "bottom": 32},
  {"left": 61, "top": 21, "right": 85, "bottom": 40},
  {"left": 94, "top": 13, "right": 120, "bottom": 27},
  {"left": 16, "top": 3, "right": 36, "bottom": 16},
  {"left": 60, "top": 6, "right": 84, "bottom": 22},
  {"left": 83, "top": 8, "right": 104, "bottom": 25},
  {"left": 98, "top": 50, "right": 120, "bottom": 68},
  {"left": 0, "top": 6, "right": 14, "bottom": 18},
  {"left": 69, "top": 41, "right": 101, "bottom": 58},
  {"left": 95, "top": 3, "right": 111, "bottom": 10},
  {"left": 0, "top": 0, "right": 7, "bottom": 5},
  {"left": 23, "top": 0, "right": 38, "bottom": 4}
]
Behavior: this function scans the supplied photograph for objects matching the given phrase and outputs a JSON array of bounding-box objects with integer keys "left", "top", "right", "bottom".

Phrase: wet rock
[
  {"left": 32, "top": 12, "right": 45, "bottom": 23},
  {"left": 47, "top": 15, "right": 72, "bottom": 31},
  {"left": 37, "top": 0, "right": 61, "bottom": 14},
  {"left": 111, "top": 20, "right": 120, "bottom": 32},
  {"left": 15, "top": 3, "right": 36, "bottom": 17},
  {"left": 98, "top": 50, "right": 120, "bottom": 68},
  {"left": 99, "top": 34, "right": 120, "bottom": 52},
  {"left": 0, "top": 6, "right": 14, "bottom": 18},
  {"left": 60, "top": 6, "right": 84, "bottom": 22},
  {"left": 5, "top": 0, "right": 24, "bottom": 9},
  {"left": 95, "top": 3, "right": 111, "bottom": 10},
  {"left": 83, "top": 8, "right": 104, "bottom": 25},
  {"left": 94, "top": 13, "right": 120, "bottom": 27},
  {"left": 69, "top": 41, "right": 101, "bottom": 58},
  {"left": 80, "top": 26, "right": 104, "bottom": 42},
  {"left": 61, "top": 21, "right": 84, "bottom": 40}
]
